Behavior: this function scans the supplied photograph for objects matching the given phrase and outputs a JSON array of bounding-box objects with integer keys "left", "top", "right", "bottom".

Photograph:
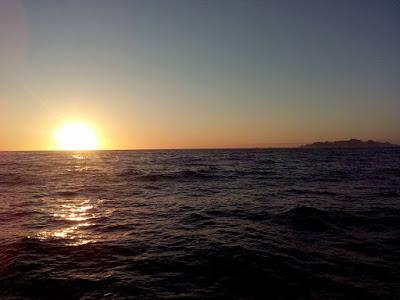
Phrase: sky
[{"left": 0, "top": 0, "right": 399, "bottom": 150}]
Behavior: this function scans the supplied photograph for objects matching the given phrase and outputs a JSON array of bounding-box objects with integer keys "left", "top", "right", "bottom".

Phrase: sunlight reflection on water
[
  {"left": 33, "top": 199, "right": 103, "bottom": 246},
  {"left": 72, "top": 154, "right": 86, "bottom": 160}
]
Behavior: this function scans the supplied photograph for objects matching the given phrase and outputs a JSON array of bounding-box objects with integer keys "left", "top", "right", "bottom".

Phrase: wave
[
  {"left": 0, "top": 173, "right": 38, "bottom": 186},
  {"left": 381, "top": 167, "right": 400, "bottom": 176},
  {"left": 118, "top": 168, "right": 143, "bottom": 177},
  {"left": 281, "top": 206, "right": 344, "bottom": 232},
  {"left": 371, "top": 191, "right": 400, "bottom": 198},
  {"left": 205, "top": 207, "right": 269, "bottom": 221},
  {"left": 40, "top": 187, "right": 108, "bottom": 198},
  {"left": 53, "top": 190, "right": 79, "bottom": 197},
  {"left": 285, "top": 188, "right": 338, "bottom": 196},
  {"left": 280, "top": 206, "right": 400, "bottom": 234},
  {"left": 235, "top": 170, "right": 278, "bottom": 177},
  {"left": 134, "top": 170, "right": 216, "bottom": 182}
]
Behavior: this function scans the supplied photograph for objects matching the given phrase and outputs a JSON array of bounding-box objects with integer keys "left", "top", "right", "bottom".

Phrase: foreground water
[{"left": 0, "top": 149, "right": 399, "bottom": 299}]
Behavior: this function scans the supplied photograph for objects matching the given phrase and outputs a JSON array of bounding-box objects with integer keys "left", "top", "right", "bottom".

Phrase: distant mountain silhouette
[{"left": 300, "top": 139, "right": 398, "bottom": 149}]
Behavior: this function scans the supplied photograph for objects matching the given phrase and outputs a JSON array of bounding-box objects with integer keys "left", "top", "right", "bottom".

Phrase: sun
[{"left": 53, "top": 122, "right": 99, "bottom": 150}]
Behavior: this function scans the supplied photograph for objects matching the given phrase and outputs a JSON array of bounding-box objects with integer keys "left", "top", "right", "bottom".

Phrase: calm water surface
[{"left": 1, "top": 149, "right": 400, "bottom": 299}]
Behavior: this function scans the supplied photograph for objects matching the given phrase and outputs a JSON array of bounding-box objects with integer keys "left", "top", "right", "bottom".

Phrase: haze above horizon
[{"left": 1, "top": 0, "right": 399, "bottom": 151}]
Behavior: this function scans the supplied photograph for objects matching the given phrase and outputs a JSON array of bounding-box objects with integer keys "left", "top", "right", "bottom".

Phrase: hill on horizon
[{"left": 300, "top": 139, "right": 398, "bottom": 149}]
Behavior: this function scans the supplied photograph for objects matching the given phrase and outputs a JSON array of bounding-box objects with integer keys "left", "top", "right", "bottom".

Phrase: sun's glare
[{"left": 54, "top": 123, "right": 99, "bottom": 150}]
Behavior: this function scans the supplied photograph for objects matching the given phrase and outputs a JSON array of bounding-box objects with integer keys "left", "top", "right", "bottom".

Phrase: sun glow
[{"left": 54, "top": 122, "right": 99, "bottom": 150}]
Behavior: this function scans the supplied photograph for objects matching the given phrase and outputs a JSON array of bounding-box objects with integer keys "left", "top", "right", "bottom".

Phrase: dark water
[{"left": 1, "top": 149, "right": 400, "bottom": 299}]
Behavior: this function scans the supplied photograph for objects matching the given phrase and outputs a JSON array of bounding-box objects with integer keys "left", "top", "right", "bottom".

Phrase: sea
[{"left": 0, "top": 149, "right": 399, "bottom": 299}]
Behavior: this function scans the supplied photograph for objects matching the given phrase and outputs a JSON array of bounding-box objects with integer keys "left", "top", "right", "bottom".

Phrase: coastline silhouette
[{"left": 300, "top": 139, "right": 398, "bottom": 149}]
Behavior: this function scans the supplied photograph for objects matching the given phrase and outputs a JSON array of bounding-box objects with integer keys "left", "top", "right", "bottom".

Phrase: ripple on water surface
[{"left": 0, "top": 149, "right": 400, "bottom": 299}]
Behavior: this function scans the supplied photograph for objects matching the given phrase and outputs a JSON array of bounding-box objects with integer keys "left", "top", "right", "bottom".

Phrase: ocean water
[{"left": 0, "top": 149, "right": 400, "bottom": 299}]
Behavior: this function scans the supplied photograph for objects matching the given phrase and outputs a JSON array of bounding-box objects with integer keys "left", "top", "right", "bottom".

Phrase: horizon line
[
  {"left": 1, "top": 138, "right": 398, "bottom": 152},
  {"left": 0, "top": 145, "right": 301, "bottom": 152}
]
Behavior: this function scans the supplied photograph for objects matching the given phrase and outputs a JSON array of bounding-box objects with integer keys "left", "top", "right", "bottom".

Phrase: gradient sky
[{"left": 1, "top": 0, "right": 399, "bottom": 150}]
